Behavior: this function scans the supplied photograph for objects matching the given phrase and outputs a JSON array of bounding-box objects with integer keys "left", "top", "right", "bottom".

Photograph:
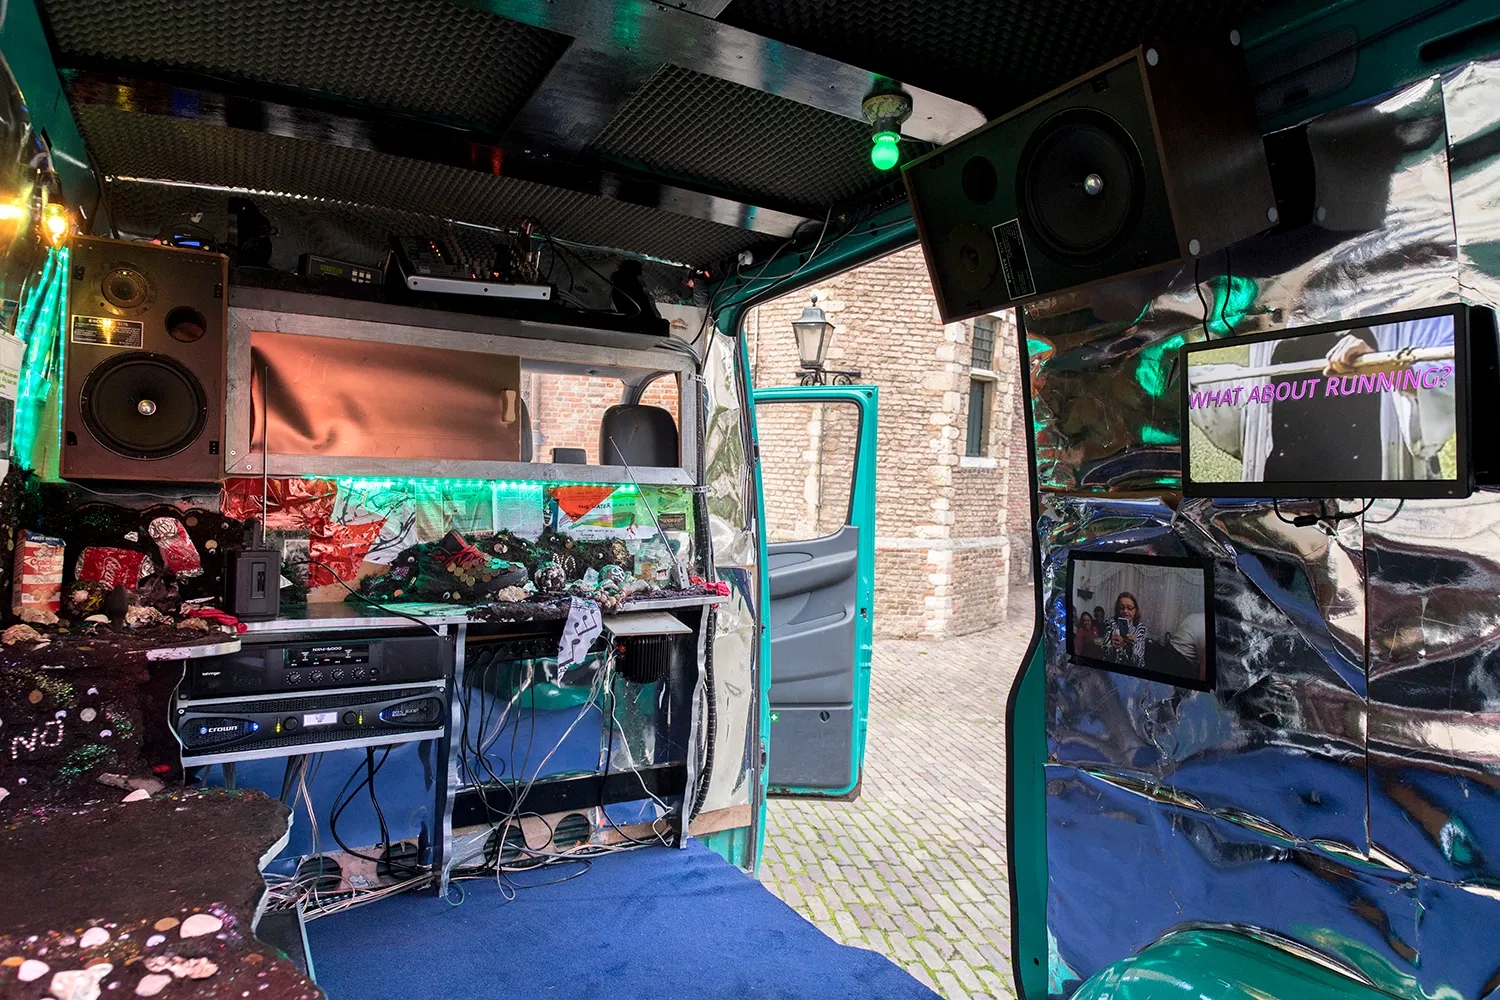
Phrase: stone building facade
[{"left": 746, "top": 246, "right": 1030, "bottom": 639}]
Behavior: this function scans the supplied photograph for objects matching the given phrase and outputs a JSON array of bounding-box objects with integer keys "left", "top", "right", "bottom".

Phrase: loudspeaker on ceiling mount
[
  {"left": 64, "top": 236, "right": 228, "bottom": 481},
  {"left": 905, "top": 34, "right": 1277, "bottom": 321}
]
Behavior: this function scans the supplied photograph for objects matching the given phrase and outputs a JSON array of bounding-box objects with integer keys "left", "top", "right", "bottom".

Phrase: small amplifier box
[{"left": 183, "top": 633, "right": 451, "bottom": 699}]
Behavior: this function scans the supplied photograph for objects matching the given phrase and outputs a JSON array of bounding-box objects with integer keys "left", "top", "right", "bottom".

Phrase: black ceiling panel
[
  {"left": 719, "top": 0, "right": 1291, "bottom": 116},
  {"left": 76, "top": 105, "right": 769, "bottom": 268},
  {"left": 40, "top": 0, "right": 570, "bottom": 132},
  {"left": 590, "top": 64, "right": 924, "bottom": 212}
]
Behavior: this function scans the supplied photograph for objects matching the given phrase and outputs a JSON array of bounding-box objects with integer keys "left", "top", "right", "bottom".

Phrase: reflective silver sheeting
[
  {"left": 700, "top": 329, "right": 758, "bottom": 814},
  {"left": 1038, "top": 63, "right": 1500, "bottom": 999}
]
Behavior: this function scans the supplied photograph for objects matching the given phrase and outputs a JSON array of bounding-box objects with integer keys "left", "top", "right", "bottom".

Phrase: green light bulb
[{"left": 870, "top": 132, "right": 900, "bottom": 171}]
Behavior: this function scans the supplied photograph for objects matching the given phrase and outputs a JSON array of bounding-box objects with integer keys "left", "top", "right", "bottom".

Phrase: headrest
[{"left": 600, "top": 404, "right": 678, "bottom": 467}]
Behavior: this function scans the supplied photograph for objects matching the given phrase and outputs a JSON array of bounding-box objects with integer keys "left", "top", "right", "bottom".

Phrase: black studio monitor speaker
[
  {"left": 905, "top": 35, "right": 1277, "bottom": 321},
  {"left": 64, "top": 237, "right": 228, "bottom": 481}
]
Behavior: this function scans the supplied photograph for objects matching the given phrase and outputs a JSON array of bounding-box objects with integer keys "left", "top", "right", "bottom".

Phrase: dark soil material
[
  {"left": 0, "top": 789, "right": 321, "bottom": 999},
  {"left": 0, "top": 624, "right": 233, "bottom": 673},
  {"left": 0, "top": 626, "right": 231, "bottom": 810},
  {"left": 0, "top": 790, "right": 285, "bottom": 933}
]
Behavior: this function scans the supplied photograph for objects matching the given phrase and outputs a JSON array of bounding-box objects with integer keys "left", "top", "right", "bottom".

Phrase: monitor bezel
[
  {"left": 1180, "top": 303, "right": 1471, "bottom": 499},
  {"left": 1064, "top": 549, "right": 1217, "bottom": 692}
]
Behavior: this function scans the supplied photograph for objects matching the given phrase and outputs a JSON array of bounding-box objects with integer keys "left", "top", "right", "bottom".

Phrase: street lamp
[{"left": 792, "top": 295, "right": 861, "bottom": 386}]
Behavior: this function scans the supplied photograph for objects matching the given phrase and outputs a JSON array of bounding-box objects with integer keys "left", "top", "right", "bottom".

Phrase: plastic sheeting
[
  {"left": 699, "top": 329, "right": 759, "bottom": 814},
  {"left": 1038, "top": 61, "right": 1500, "bottom": 1000}
]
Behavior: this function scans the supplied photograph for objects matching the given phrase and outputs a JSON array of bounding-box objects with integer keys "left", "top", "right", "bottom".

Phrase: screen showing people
[
  {"left": 1066, "top": 553, "right": 1214, "bottom": 690},
  {"left": 1183, "top": 306, "right": 1467, "bottom": 498}
]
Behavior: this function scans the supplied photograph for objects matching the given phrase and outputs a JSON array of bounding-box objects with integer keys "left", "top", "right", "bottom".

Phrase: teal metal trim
[
  {"left": 1074, "top": 929, "right": 1394, "bottom": 1000},
  {"left": 1246, "top": 0, "right": 1500, "bottom": 133},
  {"left": 752, "top": 384, "right": 878, "bottom": 800},
  {"left": 0, "top": 0, "right": 102, "bottom": 226},
  {"left": 1008, "top": 312, "right": 1049, "bottom": 1000},
  {"left": 712, "top": 200, "right": 919, "bottom": 347},
  {"left": 699, "top": 825, "right": 753, "bottom": 870}
]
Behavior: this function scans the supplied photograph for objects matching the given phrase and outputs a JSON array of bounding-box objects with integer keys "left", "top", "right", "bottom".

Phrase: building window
[
  {"left": 966, "top": 315, "right": 1000, "bottom": 459},
  {"left": 966, "top": 378, "right": 991, "bottom": 457},
  {"left": 972, "top": 315, "right": 996, "bottom": 370}
]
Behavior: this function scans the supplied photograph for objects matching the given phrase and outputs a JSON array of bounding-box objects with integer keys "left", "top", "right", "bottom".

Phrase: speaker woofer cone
[
  {"left": 1018, "top": 108, "right": 1145, "bottom": 264},
  {"left": 80, "top": 352, "right": 208, "bottom": 459}
]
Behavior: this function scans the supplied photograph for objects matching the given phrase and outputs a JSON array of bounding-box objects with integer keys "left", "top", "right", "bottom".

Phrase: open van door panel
[{"left": 752, "top": 385, "right": 877, "bottom": 798}]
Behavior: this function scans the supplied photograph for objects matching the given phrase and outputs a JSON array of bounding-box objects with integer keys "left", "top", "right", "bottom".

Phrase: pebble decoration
[
  {"left": 18, "top": 958, "right": 49, "bottom": 981},
  {"left": 178, "top": 913, "right": 222, "bottom": 938},
  {"left": 135, "top": 974, "right": 171, "bottom": 997},
  {"left": 121, "top": 789, "right": 149, "bottom": 803},
  {"left": 79, "top": 927, "right": 110, "bottom": 949},
  {"left": 48, "top": 968, "right": 103, "bottom": 1000}
]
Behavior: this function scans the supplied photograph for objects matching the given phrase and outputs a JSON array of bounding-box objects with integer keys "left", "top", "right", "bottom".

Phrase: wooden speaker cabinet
[
  {"left": 905, "top": 34, "right": 1277, "bottom": 321},
  {"left": 63, "top": 237, "right": 228, "bottom": 481}
]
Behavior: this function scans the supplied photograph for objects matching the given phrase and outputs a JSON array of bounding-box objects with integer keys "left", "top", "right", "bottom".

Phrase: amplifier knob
[
  {"left": 342, "top": 710, "right": 359, "bottom": 726},
  {"left": 285, "top": 671, "right": 302, "bottom": 686},
  {"left": 283, "top": 716, "right": 301, "bottom": 732},
  {"left": 308, "top": 671, "right": 324, "bottom": 685},
  {"left": 331, "top": 669, "right": 346, "bottom": 682}
]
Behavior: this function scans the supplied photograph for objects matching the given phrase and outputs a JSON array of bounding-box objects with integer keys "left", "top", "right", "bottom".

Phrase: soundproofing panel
[
  {"left": 590, "top": 64, "right": 919, "bottom": 212},
  {"left": 719, "top": 0, "right": 1285, "bottom": 117},
  {"left": 39, "top": 0, "right": 570, "bottom": 132},
  {"left": 78, "top": 106, "right": 770, "bottom": 269}
]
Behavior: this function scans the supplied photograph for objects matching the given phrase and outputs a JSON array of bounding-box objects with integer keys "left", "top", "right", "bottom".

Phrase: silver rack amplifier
[{"left": 175, "top": 681, "right": 447, "bottom": 765}]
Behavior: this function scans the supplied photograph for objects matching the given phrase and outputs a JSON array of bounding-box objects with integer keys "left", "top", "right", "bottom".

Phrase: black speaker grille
[{"left": 79, "top": 351, "right": 208, "bottom": 459}]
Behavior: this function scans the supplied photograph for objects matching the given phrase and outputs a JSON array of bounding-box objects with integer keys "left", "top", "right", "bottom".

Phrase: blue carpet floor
[{"left": 306, "top": 840, "right": 939, "bottom": 999}]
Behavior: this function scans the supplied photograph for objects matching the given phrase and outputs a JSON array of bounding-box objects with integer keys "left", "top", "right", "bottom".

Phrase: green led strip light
[
  {"left": 321, "top": 476, "right": 640, "bottom": 494},
  {"left": 11, "top": 245, "right": 69, "bottom": 470}
]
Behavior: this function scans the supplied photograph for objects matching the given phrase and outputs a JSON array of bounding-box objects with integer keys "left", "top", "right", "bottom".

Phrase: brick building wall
[
  {"left": 746, "top": 246, "right": 1030, "bottom": 639},
  {"left": 524, "top": 372, "right": 680, "bottom": 465}
]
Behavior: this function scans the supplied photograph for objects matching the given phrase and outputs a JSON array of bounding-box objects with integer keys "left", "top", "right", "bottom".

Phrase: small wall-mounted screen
[
  {"left": 1066, "top": 551, "right": 1214, "bottom": 690},
  {"left": 1182, "top": 305, "right": 1469, "bottom": 499}
]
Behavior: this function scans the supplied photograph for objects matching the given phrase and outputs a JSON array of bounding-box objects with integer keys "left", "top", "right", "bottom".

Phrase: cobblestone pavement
[{"left": 759, "top": 615, "right": 1035, "bottom": 1000}]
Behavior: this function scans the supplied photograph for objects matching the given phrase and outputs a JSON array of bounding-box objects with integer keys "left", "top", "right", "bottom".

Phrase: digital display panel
[
  {"left": 1066, "top": 551, "right": 1215, "bottom": 691},
  {"left": 1182, "top": 305, "right": 1470, "bottom": 499},
  {"left": 303, "top": 711, "right": 339, "bottom": 728}
]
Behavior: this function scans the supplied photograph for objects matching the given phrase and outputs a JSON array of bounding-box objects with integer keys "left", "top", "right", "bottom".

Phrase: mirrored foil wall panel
[
  {"left": 1031, "top": 66, "right": 1500, "bottom": 1000},
  {"left": 1042, "top": 495, "right": 1369, "bottom": 855},
  {"left": 1366, "top": 495, "right": 1500, "bottom": 888}
]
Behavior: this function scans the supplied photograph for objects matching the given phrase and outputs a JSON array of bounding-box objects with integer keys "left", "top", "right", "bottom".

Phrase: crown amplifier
[{"left": 175, "top": 681, "right": 447, "bottom": 765}]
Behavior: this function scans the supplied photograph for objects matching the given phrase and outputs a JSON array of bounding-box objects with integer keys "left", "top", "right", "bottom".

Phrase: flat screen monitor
[
  {"left": 1182, "top": 304, "right": 1470, "bottom": 499},
  {"left": 1065, "top": 551, "right": 1215, "bottom": 691}
]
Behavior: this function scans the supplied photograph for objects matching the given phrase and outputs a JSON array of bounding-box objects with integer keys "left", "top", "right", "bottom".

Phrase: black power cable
[{"left": 329, "top": 746, "right": 394, "bottom": 865}]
